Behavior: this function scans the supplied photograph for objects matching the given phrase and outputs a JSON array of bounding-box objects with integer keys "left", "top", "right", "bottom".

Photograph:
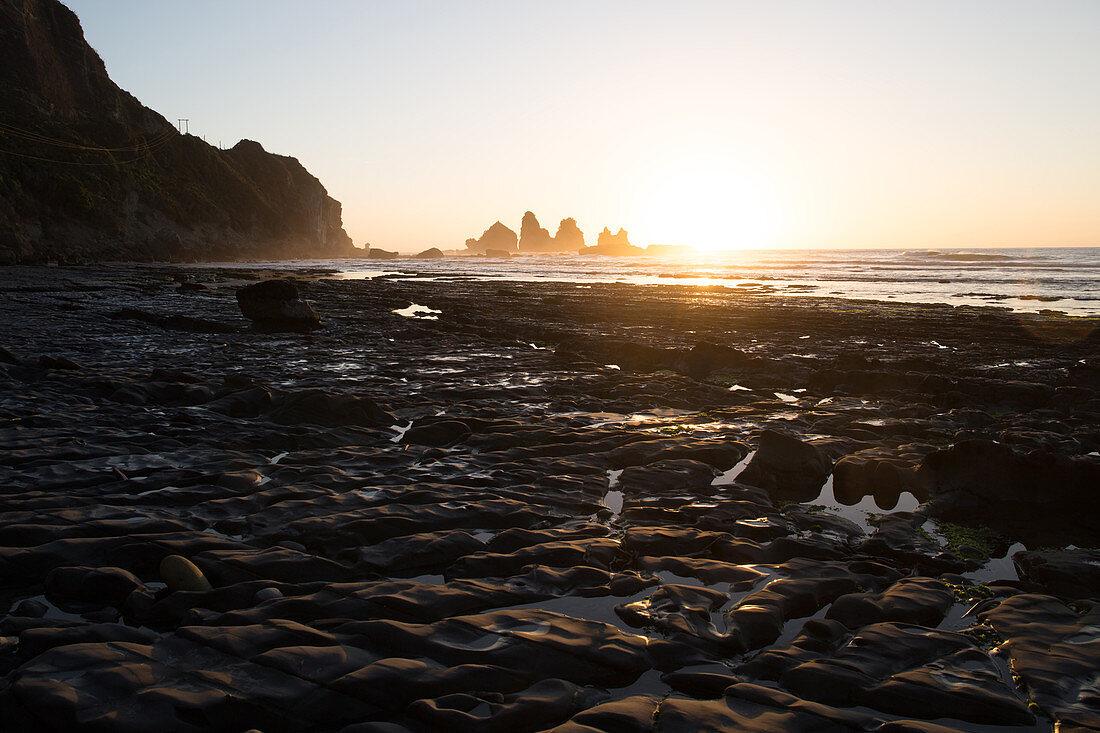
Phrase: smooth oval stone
[
  {"left": 159, "top": 555, "right": 213, "bottom": 593},
  {"left": 253, "top": 587, "right": 283, "bottom": 603}
]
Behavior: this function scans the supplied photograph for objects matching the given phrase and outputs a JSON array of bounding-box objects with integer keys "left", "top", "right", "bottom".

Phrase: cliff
[{"left": 0, "top": 0, "right": 356, "bottom": 263}]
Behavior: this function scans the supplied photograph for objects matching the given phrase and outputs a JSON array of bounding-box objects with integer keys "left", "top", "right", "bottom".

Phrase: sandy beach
[{"left": 1, "top": 264, "right": 1099, "bottom": 732}]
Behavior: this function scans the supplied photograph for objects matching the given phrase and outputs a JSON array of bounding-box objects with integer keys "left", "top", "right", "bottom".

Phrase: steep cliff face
[{"left": 0, "top": 0, "right": 356, "bottom": 262}]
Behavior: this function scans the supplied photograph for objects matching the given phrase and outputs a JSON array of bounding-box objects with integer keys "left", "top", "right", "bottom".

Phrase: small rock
[
  {"left": 12, "top": 599, "right": 48, "bottom": 618},
  {"left": 253, "top": 587, "right": 284, "bottom": 603}
]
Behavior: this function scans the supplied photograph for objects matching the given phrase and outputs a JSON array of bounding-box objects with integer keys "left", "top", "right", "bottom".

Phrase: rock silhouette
[
  {"left": 465, "top": 221, "right": 518, "bottom": 253},
  {"left": 581, "top": 227, "right": 645, "bottom": 256},
  {"left": 554, "top": 217, "right": 586, "bottom": 251},
  {"left": 519, "top": 211, "right": 555, "bottom": 252}
]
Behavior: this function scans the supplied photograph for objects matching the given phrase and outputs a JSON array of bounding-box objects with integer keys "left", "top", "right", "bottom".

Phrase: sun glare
[{"left": 629, "top": 165, "right": 782, "bottom": 253}]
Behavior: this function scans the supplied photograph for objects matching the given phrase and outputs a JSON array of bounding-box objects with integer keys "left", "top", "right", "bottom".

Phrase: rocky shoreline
[{"left": 1, "top": 264, "right": 1098, "bottom": 732}]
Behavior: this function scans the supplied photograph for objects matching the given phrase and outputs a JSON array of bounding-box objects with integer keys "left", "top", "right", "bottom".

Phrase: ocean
[{"left": 218, "top": 247, "right": 1100, "bottom": 316}]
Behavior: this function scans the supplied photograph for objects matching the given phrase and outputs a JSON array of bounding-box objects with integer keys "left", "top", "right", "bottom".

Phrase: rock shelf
[{"left": 1, "top": 264, "right": 1098, "bottom": 732}]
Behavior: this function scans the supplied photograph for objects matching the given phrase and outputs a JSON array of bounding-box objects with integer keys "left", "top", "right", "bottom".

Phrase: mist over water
[{"left": 221, "top": 247, "right": 1100, "bottom": 315}]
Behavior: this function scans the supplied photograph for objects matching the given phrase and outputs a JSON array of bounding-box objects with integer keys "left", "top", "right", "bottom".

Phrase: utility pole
[{"left": 177, "top": 118, "right": 189, "bottom": 134}]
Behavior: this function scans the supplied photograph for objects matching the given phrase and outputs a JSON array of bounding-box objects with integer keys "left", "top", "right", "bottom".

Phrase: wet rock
[
  {"left": 545, "top": 696, "right": 657, "bottom": 732},
  {"left": 236, "top": 279, "right": 321, "bottom": 331},
  {"left": 618, "top": 459, "right": 718, "bottom": 495},
  {"left": 661, "top": 669, "right": 741, "bottom": 699},
  {"left": 609, "top": 438, "right": 748, "bottom": 471},
  {"left": 738, "top": 430, "right": 832, "bottom": 500},
  {"left": 982, "top": 594, "right": 1100, "bottom": 730},
  {"left": 780, "top": 623, "right": 995, "bottom": 711},
  {"left": 401, "top": 419, "right": 472, "bottom": 447},
  {"left": 109, "top": 306, "right": 238, "bottom": 333},
  {"left": 43, "top": 566, "right": 143, "bottom": 612},
  {"left": 37, "top": 354, "right": 81, "bottom": 370},
  {"left": 267, "top": 388, "right": 393, "bottom": 427},
  {"left": 17, "top": 623, "right": 159, "bottom": 661},
  {"left": 858, "top": 513, "right": 973, "bottom": 575},
  {"left": 1013, "top": 548, "right": 1100, "bottom": 599},
  {"left": 922, "top": 439, "right": 1100, "bottom": 539},
  {"left": 675, "top": 341, "right": 758, "bottom": 379},
  {"left": 826, "top": 577, "right": 954, "bottom": 628},
  {"left": 832, "top": 446, "right": 932, "bottom": 504}
]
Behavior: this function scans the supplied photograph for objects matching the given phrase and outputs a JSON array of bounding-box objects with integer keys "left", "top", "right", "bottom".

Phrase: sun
[{"left": 628, "top": 164, "right": 783, "bottom": 253}]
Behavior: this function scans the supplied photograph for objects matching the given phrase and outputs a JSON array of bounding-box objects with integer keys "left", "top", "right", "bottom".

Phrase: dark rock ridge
[
  {"left": 464, "top": 221, "right": 517, "bottom": 254},
  {"left": 0, "top": 0, "right": 356, "bottom": 263}
]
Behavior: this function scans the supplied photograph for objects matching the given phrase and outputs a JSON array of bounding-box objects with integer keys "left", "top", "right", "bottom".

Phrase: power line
[
  {"left": 0, "top": 120, "right": 177, "bottom": 153},
  {"left": 0, "top": 145, "right": 162, "bottom": 165}
]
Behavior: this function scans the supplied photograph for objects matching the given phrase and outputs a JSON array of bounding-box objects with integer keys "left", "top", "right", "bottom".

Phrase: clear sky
[{"left": 67, "top": 1, "right": 1100, "bottom": 253}]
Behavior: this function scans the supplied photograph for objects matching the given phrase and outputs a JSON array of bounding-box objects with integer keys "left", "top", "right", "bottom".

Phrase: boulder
[
  {"left": 738, "top": 430, "right": 832, "bottom": 500},
  {"left": 159, "top": 555, "right": 213, "bottom": 593},
  {"left": 235, "top": 279, "right": 320, "bottom": 331},
  {"left": 367, "top": 248, "right": 400, "bottom": 260},
  {"left": 414, "top": 247, "right": 444, "bottom": 259}
]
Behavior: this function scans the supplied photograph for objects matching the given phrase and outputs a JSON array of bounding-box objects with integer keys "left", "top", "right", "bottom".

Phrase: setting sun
[{"left": 628, "top": 163, "right": 784, "bottom": 252}]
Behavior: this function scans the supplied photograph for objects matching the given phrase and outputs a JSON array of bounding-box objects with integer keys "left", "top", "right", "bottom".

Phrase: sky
[{"left": 67, "top": 1, "right": 1100, "bottom": 253}]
